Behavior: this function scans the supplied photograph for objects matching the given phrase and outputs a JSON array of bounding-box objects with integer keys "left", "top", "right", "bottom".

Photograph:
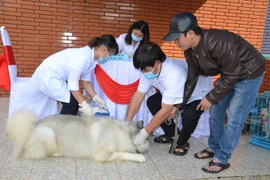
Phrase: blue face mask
[
  {"left": 143, "top": 64, "right": 160, "bottom": 79},
  {"left": 98, "top": 56, "right": 109, "bottom": 64},
  {"left": 131, "top": 33, "right": 143, "bottom": 42},
  {"left": 98, "top": 50, "right": 109, "bottom": 64}
]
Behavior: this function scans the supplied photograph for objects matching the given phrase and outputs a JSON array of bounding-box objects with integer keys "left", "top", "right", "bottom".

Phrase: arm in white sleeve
[
  {"left": 67, "top": 69, "right": 85, "bottom": 104},
  {"left": 83, "top": 81, "right": 96, "bottom": 99},
  {"left": 81, "top": 71, "right": 91, "bottom": 82},
  {"left": 162, "top": 74, "right": 185, "bottom": 105},
  {"left": 67, "top": 68, "right": 81, "bottom": 91},
  {"left": 116, "top": 35, "right": 124, "bottom": 53}
]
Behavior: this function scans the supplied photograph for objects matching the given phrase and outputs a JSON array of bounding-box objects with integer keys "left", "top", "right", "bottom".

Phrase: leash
[{"left": 169, "top": 111, "right": 179, "bottom": 154}]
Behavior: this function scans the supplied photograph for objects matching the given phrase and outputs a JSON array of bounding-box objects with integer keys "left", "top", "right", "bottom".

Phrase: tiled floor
[{"left": 0, "top": 98, "right": 270, "bottom": 180}]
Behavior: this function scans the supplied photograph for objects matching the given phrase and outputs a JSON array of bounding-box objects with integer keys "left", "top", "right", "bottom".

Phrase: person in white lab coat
[
  {"left": 30, "top": 35, "right": 118, "bottom": 116},
  {"left": 116, "top": 20, "right": 149, "bottom": 57},
  {"left": 125, "top": 42, "right": 213, "bottom": 156}
]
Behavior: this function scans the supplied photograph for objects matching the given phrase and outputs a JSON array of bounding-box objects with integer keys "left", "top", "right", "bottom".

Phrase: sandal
[
  {"left": 194, "top": 148, "right": 214, "bottom": 159},
  {"left": 154, "top": 134, "right": 173, "bottom": 143},
  {"left": 202, "top": 160, "right": 230, "bottom": 173},
  {"left": 173, "top": 142, "right": 190, "bottom": 156}
]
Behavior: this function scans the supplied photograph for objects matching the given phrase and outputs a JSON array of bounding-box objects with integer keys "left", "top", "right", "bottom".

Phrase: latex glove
[
  {"left": 133, "top": 128, "right": 150, "bottom": 146},
  {"left": 128, "top": 52, "right": 134, "bottom": 59},
  {"left": 93, "top": 95, "right": 105, "bottom": 108},
  {"left": 79, "top": 100, "right": 94, "bottom": 116}
]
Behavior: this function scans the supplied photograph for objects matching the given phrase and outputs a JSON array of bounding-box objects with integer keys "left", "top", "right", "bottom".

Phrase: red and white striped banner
[{"left": 0, "top": 26, "right": 16, "bottom": 90}]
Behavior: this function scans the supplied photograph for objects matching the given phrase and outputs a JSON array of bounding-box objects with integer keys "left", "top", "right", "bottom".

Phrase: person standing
[{"left": 163, "top": 12, "right": 265, "bottom": 173}]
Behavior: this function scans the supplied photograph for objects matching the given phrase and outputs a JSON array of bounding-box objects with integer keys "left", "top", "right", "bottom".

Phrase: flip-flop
[
  {"left": 202, "top": 160, "right": 230, "bottom": 174},
  {"left": 194, "top": 148, "right": 215, "bottom": 159},
  {"left": 154, "top": 134, "right": 173, "bottom": 144},
  {"left": 173, "top": 142, "right": 190, "bottom": 156}
]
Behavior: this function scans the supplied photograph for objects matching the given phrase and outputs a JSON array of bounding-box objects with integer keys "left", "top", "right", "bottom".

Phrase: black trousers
[
  {"left": 60, "top": 92, "right": 79, "bottom": 115},
  {"left": 147, "top": 92, "right": 203, "bottom": 145}
]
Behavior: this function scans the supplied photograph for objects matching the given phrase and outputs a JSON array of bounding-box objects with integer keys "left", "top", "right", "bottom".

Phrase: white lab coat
[
  {"left": 30, "top": 46, "right": 98, "bottom": 103},
  {"left": 116, "top": 34, "right": 140, "bottom": 57}
]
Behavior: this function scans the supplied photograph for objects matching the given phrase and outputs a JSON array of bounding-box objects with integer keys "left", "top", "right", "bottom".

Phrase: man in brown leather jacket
[{"left": 163, "top": 12, "right": 265, "bottom": 173}]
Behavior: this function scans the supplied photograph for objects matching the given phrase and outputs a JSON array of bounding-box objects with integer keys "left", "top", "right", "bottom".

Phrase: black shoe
[{"left": 154, "top": 134, "right": 173, "bottom": 143}]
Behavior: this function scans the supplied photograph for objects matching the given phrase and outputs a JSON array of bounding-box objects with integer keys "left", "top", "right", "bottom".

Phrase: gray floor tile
[
  {"left": 0, "top": 135, "right": 7, "bottom": 148},
  {"left": 116, "top": 154, "right": 164, "bottom": 180},
  {"left": 231, "top": 142, "right": 270, "bottom": 176},
  {"left": 76, "top": 159, "right": 121, "bottom": 180},
  {"left": 0, "top": 116, "right": 7, "bottom": 129},
  {"left": 147, "top": 138, "right": 203, "bottom": 180},
  {"left": 29, "top": 158, "right": 76, "bottom": 180},
  {"left": 0, "top": 140, "right": 34, "bottom": 169},
  {"left": 195, "top": 136, "right": 209, "bottom": 147},
  {"left": 0, "top": 167, "right": 32, "bottom": 180}
]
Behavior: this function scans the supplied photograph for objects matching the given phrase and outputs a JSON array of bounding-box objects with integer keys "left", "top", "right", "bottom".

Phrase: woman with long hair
[{"left": 116, "top": 20, "right": 150, "bottom": 58}]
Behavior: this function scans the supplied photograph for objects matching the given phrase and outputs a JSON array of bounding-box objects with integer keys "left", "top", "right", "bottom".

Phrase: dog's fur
[{"left": 6, "top": 110, "right": 149, "bottom": 163}]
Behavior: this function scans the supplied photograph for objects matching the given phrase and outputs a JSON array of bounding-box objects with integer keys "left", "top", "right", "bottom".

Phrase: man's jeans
[{"left": 208, "top": 74, "right": 264, "bottom": 164}]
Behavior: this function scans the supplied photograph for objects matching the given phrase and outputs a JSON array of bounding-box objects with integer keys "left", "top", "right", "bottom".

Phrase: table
[{"left": 89, "top": 60, "right": 156, "bottom": 123}]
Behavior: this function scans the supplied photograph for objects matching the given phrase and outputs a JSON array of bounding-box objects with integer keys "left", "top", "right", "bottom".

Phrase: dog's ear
[{"left": 136, "top": 120, "right": 144, "bottom": 129}]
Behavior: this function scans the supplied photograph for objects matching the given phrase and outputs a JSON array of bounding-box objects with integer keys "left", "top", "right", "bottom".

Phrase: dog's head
[
  {"left": 261, "top": 108, "right": 269, "bottom": 121},
  {"left": 127, "top": 120, "right": 149, "bottom": 153},
  {"left": 127, "top": 120, "right": 144, "bottom": 137}
]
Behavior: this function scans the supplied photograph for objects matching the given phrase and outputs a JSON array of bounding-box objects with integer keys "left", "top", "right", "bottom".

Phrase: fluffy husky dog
[{"left": 6, "top": 110, "right": 149, "bottom": 163}]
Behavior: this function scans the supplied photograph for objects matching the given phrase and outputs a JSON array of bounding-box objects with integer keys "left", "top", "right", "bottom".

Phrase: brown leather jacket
[{"left": 182, "top": 29, "right": 265, "bottom": 105}]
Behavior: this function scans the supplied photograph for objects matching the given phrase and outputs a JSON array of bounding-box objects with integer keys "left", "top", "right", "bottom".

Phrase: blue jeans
[{"left": 208, "top": 74, "right": 264, "bottom": 164}]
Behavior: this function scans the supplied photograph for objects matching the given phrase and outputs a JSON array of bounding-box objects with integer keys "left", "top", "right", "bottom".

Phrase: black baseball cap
[{"left": 163, "top": 12, "right": 198, "bottom": 41}]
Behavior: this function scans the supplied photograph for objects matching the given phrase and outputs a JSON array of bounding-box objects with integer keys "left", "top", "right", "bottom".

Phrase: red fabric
[
  {"left": 94, "top": 65, "right": 139, "bottom": 104},
  {"left": 0, "top": 46, "right": 15, "bottom": 90},
  {"left": 4, "top": 46, "right": 15, "bottom": 65},
  {"left": 0, "top": 54, "right": 10, "bottom": 90}
]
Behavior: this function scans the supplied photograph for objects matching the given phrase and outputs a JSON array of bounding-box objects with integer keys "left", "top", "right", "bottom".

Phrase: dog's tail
[{"left": 6, "top": 110, "right": 37, "bottom": 158}]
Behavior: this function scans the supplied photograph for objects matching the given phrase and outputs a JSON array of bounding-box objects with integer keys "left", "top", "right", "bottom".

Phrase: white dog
[{"left": 6, "top": 110, "right": 149, "bottom": 163}]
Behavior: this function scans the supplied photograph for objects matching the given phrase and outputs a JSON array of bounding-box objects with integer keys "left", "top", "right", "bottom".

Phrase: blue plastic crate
[{"left": 249, "top": 91, "right": 270, "bottom": 150}]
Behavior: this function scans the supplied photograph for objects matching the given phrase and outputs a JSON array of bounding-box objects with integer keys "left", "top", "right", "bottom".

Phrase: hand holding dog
[
  {"left": 79, "top": 100, "right": 94, "bottom": 116},
  {"left": 133, "top": 128, "right": 149, "bottom": 146},
  {"left": 93, "top": 95, "right": 105, "bottom": 108}
]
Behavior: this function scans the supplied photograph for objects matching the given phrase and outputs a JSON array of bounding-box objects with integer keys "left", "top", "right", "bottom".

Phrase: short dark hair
[
  {"left": 133, "top": 42, "right": 166, "bottom": 70},
  {"left": 125, "top": 21, "right": 150, "bottom": 45},
  {"left": 183, "top": 26, "right": 202, "bottom": 36},
  {"left": 88, "top": 35, "right": 119, "bottom": 55}
]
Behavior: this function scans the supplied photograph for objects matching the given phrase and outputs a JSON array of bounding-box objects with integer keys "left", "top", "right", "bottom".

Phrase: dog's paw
[{"left": 133, "top": 154, "right": 146, "bottom": 163}]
